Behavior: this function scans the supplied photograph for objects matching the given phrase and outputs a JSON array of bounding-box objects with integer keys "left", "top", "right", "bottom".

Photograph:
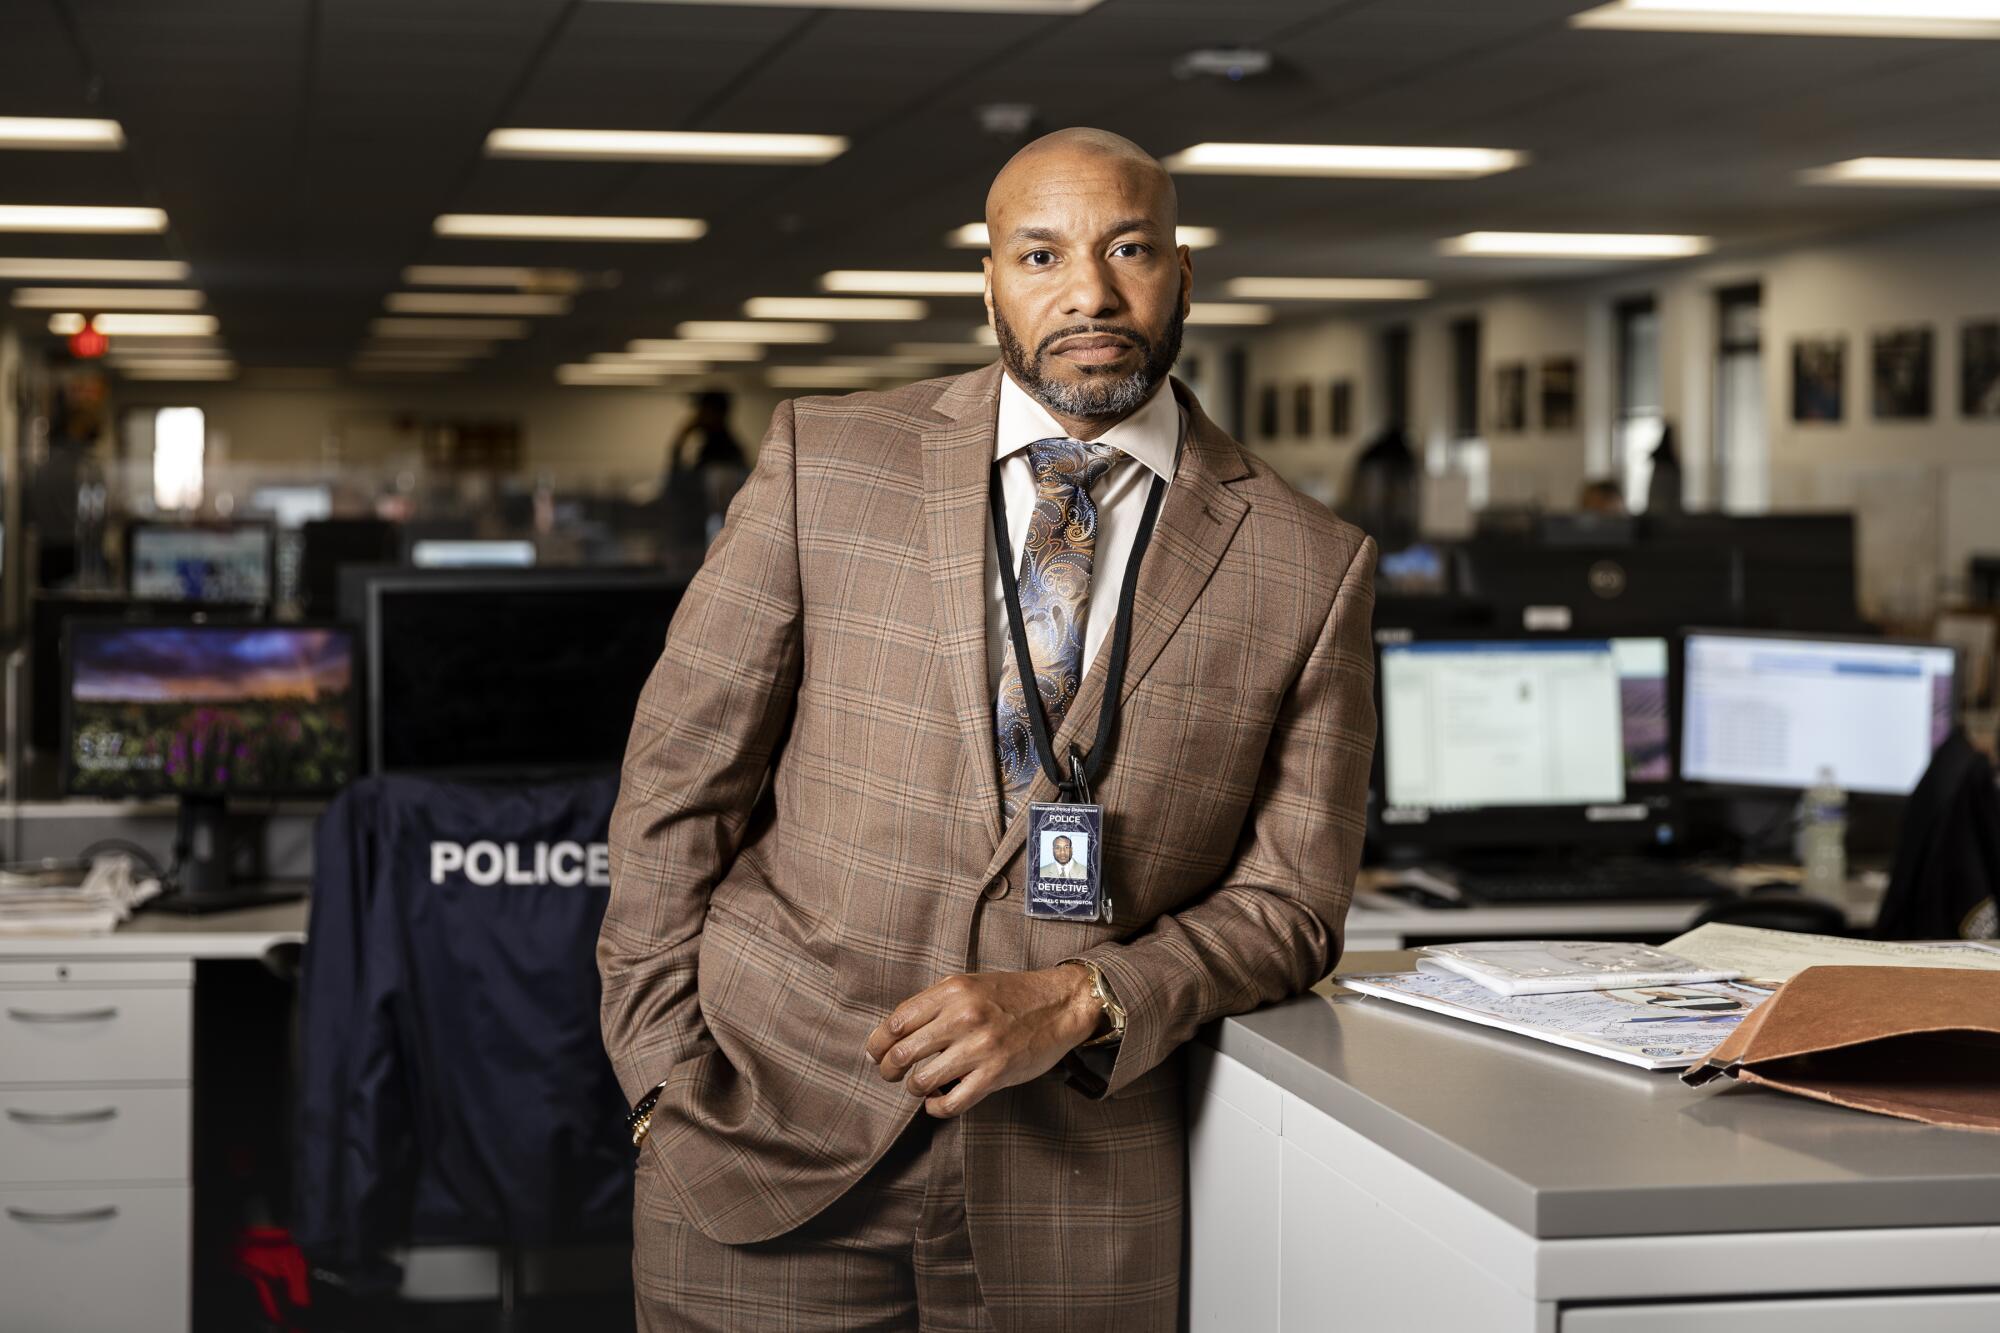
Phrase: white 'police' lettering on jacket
[{"left": 428, "top": 840, "right": 611, "bottom": 887}]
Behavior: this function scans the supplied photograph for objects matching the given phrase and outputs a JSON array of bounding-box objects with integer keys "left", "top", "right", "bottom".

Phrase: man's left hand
[{"left": 865, "top": 965, "right": 1102, "bottom": 1118}]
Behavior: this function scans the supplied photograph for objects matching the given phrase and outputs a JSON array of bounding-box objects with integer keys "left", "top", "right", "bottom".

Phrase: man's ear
[{"left": 981, "top": 255, "right": 996, "bottom": 328}]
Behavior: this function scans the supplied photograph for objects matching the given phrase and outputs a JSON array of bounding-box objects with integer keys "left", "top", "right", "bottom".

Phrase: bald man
[{"left": 602, "top": 127, "right": 1378, "bottom": 1331}]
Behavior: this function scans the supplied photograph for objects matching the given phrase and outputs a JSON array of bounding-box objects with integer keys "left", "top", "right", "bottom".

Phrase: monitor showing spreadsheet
[
  {"left": 1380, "top": 640, "right": 1627, "bottom": 811},
  {"left": 1681, "top": 632, "right": 1956, "bottom": 796}
]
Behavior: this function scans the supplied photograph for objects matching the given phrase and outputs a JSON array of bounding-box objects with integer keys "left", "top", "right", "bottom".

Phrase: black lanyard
[{"left": 990, "top": 460, "right": 1167, "bottom": 801}]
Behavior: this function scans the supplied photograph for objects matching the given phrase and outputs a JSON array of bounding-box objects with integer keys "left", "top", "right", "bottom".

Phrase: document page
[{"left": 1664, "top": 923, "right": 2000, "bottom": 986}]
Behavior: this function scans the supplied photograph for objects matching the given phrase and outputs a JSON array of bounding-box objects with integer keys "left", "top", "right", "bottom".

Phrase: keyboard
[{"left": 1446, "top": 863, "right": 1731, "bottom": 905}]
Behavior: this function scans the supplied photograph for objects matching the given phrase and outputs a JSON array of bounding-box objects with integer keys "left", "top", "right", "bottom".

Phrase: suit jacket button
[{"left": 985, "top": 879, "right": 1009, "bottom": 900}]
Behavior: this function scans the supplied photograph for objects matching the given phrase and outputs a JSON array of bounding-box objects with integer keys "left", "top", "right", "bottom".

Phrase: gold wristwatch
[{"left": 1071, "top": 959, "right": 1127, "bottom": 1050}]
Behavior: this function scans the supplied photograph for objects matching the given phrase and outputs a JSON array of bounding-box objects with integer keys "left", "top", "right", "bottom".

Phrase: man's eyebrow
[{"left": 1005, "top": 225, "right": 1065, "bottom": 244}]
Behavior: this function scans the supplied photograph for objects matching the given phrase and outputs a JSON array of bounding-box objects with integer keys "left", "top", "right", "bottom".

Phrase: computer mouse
[{"left": 1378, "top": 882, "right": 1468, "bottom": 910}]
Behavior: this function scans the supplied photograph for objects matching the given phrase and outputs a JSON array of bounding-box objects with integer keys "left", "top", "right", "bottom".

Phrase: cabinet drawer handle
[
  {"left": 5, "top": 1106, "right": 118, "bottom": 1126},
  {"left": 6, "top": 1205, "right": 119, "bottom": 1224},
  {"left": 5, "top": 1006, "right": 119, "bottom": 1024}
]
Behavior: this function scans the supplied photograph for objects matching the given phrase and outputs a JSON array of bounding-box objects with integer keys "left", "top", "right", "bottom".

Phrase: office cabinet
[{"left": 0, "top": 959, "right": 191, "bottom": 1333}]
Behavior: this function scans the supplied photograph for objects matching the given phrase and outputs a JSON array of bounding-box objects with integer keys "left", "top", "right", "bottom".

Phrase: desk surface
[
  {"left": 0, "top": 899, "right": 309, "bottom": 960},
  {"left": 1212, "top": 951, "right": 2000, "bottom": 1241}
]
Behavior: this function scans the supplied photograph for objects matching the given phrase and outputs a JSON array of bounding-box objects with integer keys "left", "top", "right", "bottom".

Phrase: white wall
[{"left": 1236, "top": 204, "right": 2000, "bottom": 622}]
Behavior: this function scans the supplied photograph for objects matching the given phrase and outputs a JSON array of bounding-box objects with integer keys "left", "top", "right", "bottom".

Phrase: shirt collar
[{"left": 995, "top": 371, "right": 1182, "bottom": 483}]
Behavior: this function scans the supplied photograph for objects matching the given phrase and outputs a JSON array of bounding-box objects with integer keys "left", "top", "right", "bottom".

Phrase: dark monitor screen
[
  {"left": 128, "top": 521, "right": 274, "bottom": 604},
  {"left": 1372, "top": 635, "right": 1676, "bottom": 851},
  {"left": 363, "top": 569, "right": 684, "bottom": 776},
  {"left": 1462, "top": 540, "right": 1737, "bottom": 634},
  {"left": 1680, "top": 630, "right": 1956, "bottom": 796},
  {"left": 63, "top": 622, "right": 357, "bottom": 798},
  {"left": 299, "top": 518, "right": 400, "bottom": 619},
  {"left": 1646, "top": 513, "right": 1859, "bottom": 632}
]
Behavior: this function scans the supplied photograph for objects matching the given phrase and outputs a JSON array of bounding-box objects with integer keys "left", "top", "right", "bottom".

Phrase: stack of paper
[
  {"left": 0, "top": 855, "right": 161, "bottom": 936},
  {"left": 1663, "top": 923, "right": 2000, "bottom": 986},
  {"left": 1343, "top": 971, "right": 1773, "bottom": 1070},
  {"left": 1416, "top": 940, "right": 1743, "bottom": 996}
]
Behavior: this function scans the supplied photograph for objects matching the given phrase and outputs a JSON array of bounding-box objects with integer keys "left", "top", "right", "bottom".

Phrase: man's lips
[{"left": 1049, "top": 334, "right": 1133, "bottom": 364}]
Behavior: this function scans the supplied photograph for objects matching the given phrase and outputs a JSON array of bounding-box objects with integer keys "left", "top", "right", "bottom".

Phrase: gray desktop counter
[{"left": 1188, "top": 953, "right": 2000, "bottom": 1332}]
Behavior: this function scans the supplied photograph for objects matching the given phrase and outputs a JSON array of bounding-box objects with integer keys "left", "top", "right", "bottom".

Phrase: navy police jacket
[{"left": 294, "top": 773, "right": 631, "bottom": 1268}]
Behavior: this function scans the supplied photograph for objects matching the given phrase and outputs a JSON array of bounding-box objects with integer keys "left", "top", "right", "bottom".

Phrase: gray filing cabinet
[{"left": 0, "top": 958, "right": 192, "bottom": 1333}]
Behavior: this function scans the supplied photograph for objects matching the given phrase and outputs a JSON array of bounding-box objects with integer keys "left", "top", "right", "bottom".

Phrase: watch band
[{"left": 1070, "top": 959, "right": 1127, "bottom": 1050}]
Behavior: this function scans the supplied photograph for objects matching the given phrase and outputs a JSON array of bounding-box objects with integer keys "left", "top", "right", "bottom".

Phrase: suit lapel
[
  {"left": 920, "top": 363, "right": 1007, "bottom": 847},
  {"left": 980, "top": 377, "right": 1251, "bottom": 880}
]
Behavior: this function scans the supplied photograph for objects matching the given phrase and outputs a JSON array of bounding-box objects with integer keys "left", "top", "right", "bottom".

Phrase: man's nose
[{"left": 1060, "top": 256, "right": 1119, "bottom": 319}]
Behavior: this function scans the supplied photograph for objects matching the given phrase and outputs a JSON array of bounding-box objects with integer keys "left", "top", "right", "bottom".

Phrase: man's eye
[
  {"left": 1023, "top": 250, "right": 1055, "bottom": 266},
  {"left": 1112, "top": 243, "right": 1148, "bottom": 258}
]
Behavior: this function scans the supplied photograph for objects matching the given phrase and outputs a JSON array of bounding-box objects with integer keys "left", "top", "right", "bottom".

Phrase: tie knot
[{"left": 1025, "top": 436, "right": 1123, "bottom": 496}]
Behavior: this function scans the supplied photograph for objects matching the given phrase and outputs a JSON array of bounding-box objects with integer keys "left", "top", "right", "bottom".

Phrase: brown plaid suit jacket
[{"left": 600, "top": 362, "right": 1377, "bottom": 1329}]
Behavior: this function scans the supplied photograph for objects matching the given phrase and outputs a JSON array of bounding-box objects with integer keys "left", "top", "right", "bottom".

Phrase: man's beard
[{"left": 993, "top": 303, "right": 1184, "bottom": 422}]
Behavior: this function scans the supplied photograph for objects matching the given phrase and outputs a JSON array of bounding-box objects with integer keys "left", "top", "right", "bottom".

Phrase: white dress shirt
[{"left": 985, "top": 372, "right": 1184, "bottom": 699}]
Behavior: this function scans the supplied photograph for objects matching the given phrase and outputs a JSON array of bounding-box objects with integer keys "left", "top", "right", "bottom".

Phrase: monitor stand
[{"left": 149, "top": 795, "right": 307, "bottom": 916}]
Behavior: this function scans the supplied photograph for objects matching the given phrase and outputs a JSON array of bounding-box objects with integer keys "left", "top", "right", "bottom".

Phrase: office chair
[{"left": 1684, "top": 885, "right": 1849, "bottom": 937}]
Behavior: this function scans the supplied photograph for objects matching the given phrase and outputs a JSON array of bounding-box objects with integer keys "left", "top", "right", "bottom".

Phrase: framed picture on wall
[
  {"left": 1872, "top": 326, "right": 1933, "bottom": 420},
  {"left": 1258, "top": 384, "right": 1280, "bottom": 439},
  {"left": 1791, "top": 335, "right": 1845, "bottom": 423},
  {"left": 1293, "top": 382, "right": 1313, "bottom": 437},
  {"left": 1328, "top": 379, "right": 1353, "bottom": 437},
  {"left": 1540, "top": 357, "right": 1578, "bottom": 431},
  {"left": 1493, "top": 363, "right": 1527, "bottom": 433},
  {"left": 1963, "top": 320, "right": 2000, "bottom": 419}
]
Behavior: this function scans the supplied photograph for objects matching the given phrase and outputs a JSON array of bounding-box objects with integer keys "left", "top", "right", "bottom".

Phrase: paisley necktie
[{"left": 995, "top": 437, "right": 1124, "bottom": 808}]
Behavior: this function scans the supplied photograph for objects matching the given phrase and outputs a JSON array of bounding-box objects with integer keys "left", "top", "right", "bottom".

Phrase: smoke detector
[{"left": 1173, "top": 48, "right": 1273, "bottom": 81}]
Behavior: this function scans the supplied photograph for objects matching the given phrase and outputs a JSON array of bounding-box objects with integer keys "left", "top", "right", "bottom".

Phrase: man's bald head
[
  {"left": 979, "top": 127, "right": 1191, "bottom": 435},
  {"left": 985, "top": 128, "right": 1177, "bottom": 235}
]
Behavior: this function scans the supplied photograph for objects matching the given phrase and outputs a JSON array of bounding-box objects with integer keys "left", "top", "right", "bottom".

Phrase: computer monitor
[
  {"left": 62, "top": 621, "right": 357, "bottom": 907},
  {"left": 1372, "top": 635, "right": 1677, "bottom": 851},
  {"left": 409, "top": 538, "right": 537, "bottom": 569},
  {"left": 27, "top": 593, "right": 263, "bottom": 758},
  {"left": 298, "top": 518, "right": 400, "bottom": 619},
  {"left": 127, "top": 520, "right": 275, "bottom": 604},
  {"left": 1680, "top": 630, "right": 1956, "bottom": 796},
  {"left": 357, "top": 568, "right": 684, "bottom": 777},
  {"left": 1647, "top": 514, "right": 1860, "bottom": 632},
  {"left": 1461, "top": 539, "right": 1738, "bottom": 634}
]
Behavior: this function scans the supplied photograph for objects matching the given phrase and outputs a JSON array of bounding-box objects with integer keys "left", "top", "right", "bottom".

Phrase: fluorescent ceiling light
[
  {"left": 971, "top": 324, "right": 998, "bottom": 345},
  {"left": 589, "top": 354, "right": 714, "bottom": 372},
  {"left": 767, "top": 365, "right": 895, "bottom": 389},
  {"left": 401, "top": 265, "right": 583, "bottom": 291},
  {"left": 12, "top": 287, "right": 204, "bottom": 310},
  {"left": 1571, "top": 1, "right": 2000, "bottom": 39},
  {"left": 118, "top": 364, "right": 239, "bottom": 381},
  {"left": 593, "top": 0, "right": 1101, "bottom": 11},
  {"left": 1164, "top": 143, "right": 1524, "bottom": 179},
  {"left": 745, "top": 296, "right": 927, "bottom": 321},
  {"left": 355, "top": 364, "right": 461, "bottom": 376},
  {"left": 48, "top": 312, "right": 218, "bottom": 336},
  {"left": 0, "top": 117, "right": 125, "bottom": 151},
  {"left": 355, "top": 345, "right": 495, "bottom": 361},
  {"left": 1441, "top": 231, "right": 1714, "bottom": 258},
  {"left": 1802, "top": 156, "right": 2000, "bottom": 187},
  {"left": 1223, "top": 277, "right": 1432, "bottom": 301},
  {"left": 623, "top": 339, "right": 764, "bottom": 362},
  {"left": 108, "top": 358, "right": 237, "bottom": 373},
  {"left": 487, "top": 128, "right": 846, "bottom": 164},
  {"left": 948, "top": 222, "right": 1220, "bottom": 249},
  {"left": 105, "top": 344, "right": 232, "bottom": 360},
  {"left": 385, "top": 292, "right": 571, "bottom": 316},
  {"left": 676, "top": 320, "right": 832, "bottom": 344},
  {"left": 892, "top": 342, "right": 999, "bottom": 362},
  {"left": 0, "top": 258, "right": 189, "bottom": 282},
  {"left": 434, "top": 214, "right": 705, "bottom": 242},
  {"left": 370, "top": 317, "right": 530, "bottom": 339},
  {"left": 1187, "top": 303, "right": 1274, "bottom": 326},
  {"left": 821, "top": 270, "right": 984, "bottom": 296},
  {"left": 557, "top": 363, "right": 678, "bottom": 385},
  {"left": 0, "top": 205, "right": 167, "bottom": 234},
  {"left": 826, "top": 355, "right": 944, "bottom": 369}
]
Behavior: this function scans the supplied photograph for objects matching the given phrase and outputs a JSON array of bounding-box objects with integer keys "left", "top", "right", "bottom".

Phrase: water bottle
[{"left": 1796, "top": 766, "right": 1848, "bottom": 908}]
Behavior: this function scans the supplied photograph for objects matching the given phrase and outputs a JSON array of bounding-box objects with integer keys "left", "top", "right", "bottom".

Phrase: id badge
[{"left": 1025, "top": 801, "right": 1110, "bottom": 923}]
